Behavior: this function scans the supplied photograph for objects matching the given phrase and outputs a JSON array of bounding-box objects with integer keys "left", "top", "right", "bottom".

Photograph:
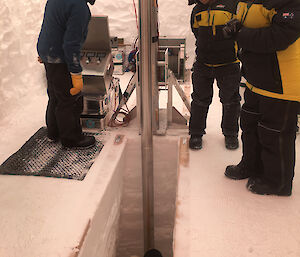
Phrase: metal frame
[
  {"left": 139, "top": 0, "right": 155, "bottom": 251},
  {"left": 133, "top": 2, "right": 191, "bottom": 252}
]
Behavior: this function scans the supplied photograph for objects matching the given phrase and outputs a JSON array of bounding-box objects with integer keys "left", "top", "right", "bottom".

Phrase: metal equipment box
[
  {"left": 81, "top": 16, "right": 113, "bottom": 96},
  {"left": 80, "top": 16, "right": 118, "bottom": 129},
  {"left": 81, "top": 78, "right": 121, "bottom": 130},
  {"left": 158, "top": 37, "right": 186, "bottom": 82},
  {"left": 112, "top": 47, "right": 125, "bottom": 75}
]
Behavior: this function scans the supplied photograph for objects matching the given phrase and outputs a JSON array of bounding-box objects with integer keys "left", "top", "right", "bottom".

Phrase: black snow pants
[
  {"left": 240, "top": 87, "right": 298, "bottom": 189},
  {"left": 44, "top": 63, "right": 83, "bottom": 142},
  {"left": 189, "top": 62, "right": 241, "bottom": 136}
]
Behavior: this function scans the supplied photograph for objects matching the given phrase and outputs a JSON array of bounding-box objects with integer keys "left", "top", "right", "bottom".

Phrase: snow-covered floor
[
  {"left": 0, "top": 72, "right": 299, "bottom": 257},
  {"left": 3, "top": 1, "right": 299, "bottom": 256},
  {"left": 173, "top": 86, "right": 300, "bottom": 257}
]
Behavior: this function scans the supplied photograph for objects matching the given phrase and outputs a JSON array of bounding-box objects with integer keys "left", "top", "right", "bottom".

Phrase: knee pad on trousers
[
  {"left": 223, "top": 103, "right": 241, "bottom": 118},
  {"left": 241, "top": 108, "right": 260, "bottom": 132}
]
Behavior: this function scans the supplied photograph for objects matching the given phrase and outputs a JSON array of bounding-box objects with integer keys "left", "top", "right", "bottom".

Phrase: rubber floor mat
[{"left": 0, "top": 127, "right": 103, "bottom": 180}]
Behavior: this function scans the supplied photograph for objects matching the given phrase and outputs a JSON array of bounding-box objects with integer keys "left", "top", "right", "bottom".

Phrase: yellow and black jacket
[
  {"left": 236, "top": 0, "right": 300, "bottom": 102},
  {"left": 191, "top": 0, "right": 239, "bottom": 65}
]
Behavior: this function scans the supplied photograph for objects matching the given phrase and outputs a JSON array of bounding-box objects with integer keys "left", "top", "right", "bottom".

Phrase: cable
[
  {"left": 108, "top": 104, "right": 132, "bottom": 127},
  {"left": 133, "top": 0, "right": 139, "bottom": 32}
]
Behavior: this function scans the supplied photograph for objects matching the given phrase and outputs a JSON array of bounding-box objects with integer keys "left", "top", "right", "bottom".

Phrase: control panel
[
  {"left": 79, "top": 16, "right": 117, "bottom": 130},
  {"left": 81, "top": 51, "right": 107, "bottom": 65}
]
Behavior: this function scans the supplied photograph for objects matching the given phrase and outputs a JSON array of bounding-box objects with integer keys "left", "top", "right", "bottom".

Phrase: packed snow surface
[{"left": 0, "top": 1, "right": 299, "bottom": 257}]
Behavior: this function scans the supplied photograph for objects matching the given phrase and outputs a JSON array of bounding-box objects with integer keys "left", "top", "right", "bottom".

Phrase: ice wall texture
[
  {"left": 92, "top": 1, "right": 194, "bottom": 61},
  {"left": 93, "top": 1, "right": 194, "bottom": 67},
  {"left": 0, "top": 0, "right": 194, "bottom": 121},
  {"left": 0, "top": 0, "right": 47, "bottom": 121}
]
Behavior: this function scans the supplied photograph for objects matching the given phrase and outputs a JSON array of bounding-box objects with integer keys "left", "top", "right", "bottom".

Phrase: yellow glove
[{"left": 70, "top": 73, "right": 83, "bottom": 96}]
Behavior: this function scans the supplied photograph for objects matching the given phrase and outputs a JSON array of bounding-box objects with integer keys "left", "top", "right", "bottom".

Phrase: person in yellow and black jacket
[
  {"left": 188, "top": 0, "right": 241, "bottom": 150},
  {"left": 224, "top": 0, "right": 300, "bottom": 196}
]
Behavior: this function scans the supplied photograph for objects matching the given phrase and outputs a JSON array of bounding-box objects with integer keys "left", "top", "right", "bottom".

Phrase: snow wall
[{"left": 0, "top": 0, "right": 194, "bottom": 121}]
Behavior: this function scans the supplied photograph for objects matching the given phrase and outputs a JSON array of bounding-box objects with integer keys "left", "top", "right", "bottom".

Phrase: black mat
[{"left": 0, "top": 127, "right": 103, "bottom": 180}]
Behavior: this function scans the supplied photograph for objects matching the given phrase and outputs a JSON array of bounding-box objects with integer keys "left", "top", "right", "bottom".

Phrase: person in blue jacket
[{"left": 37, "top": 0, "right": 96, "bottom": 148}]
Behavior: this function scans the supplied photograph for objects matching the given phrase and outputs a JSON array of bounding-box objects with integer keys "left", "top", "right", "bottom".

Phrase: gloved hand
[
  {"left": 70, "top": 73, "right": 83, "bottom": 96},
  {"left": 223, "top": 19, "right": 242, "bottom": 39}
]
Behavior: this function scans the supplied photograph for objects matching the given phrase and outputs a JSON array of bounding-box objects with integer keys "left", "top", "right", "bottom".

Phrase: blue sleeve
[{"left": 63, "top": 2, "right": 90, "bottom": 73}]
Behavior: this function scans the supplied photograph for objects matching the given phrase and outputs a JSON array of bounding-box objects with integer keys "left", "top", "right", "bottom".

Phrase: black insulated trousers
[
  {"left": 44, "top": 63, "right": 83, "bottom": 142},
  {"left": 241, "top": 88, "right": 298, "bottom": 189},
  {"left": 189, "top": 62, "right": 241, "bottom": 136}
]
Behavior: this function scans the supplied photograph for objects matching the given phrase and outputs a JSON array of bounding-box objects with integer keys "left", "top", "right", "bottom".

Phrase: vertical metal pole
[
  {"left": 151, "top": 0, "right": 159, "bottom": 133},
  {"left": 138, "top": 0, "right": 155, "bottom": 251},
  {"left": 166, "top": 50, "right": 173, "bottom": 125}
]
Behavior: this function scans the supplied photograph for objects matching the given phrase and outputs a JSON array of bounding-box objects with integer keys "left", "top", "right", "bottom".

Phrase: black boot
[
  {"left": 246, "top": 177, "right": 292, "bottom": 196},
  {"left": 189, "top": 135, "right": 203, "bottom": 150},
  {"left": 225, "top": 161, "right": 252, "bottom": 180},
  {"left": 62, "top": 135, "right": 96, "bottom": 149},
  {"left": 47, "top": 134, "right": 59, "bottom": 142},
  {"left": 47, "top": 128, "right": 59, "bottom": 142},
  {"left": 225, "top": 135, "right": 239, "bottom": 150},
  {"left": 144, "top": 249, "right": 163, "bottom": 257}
]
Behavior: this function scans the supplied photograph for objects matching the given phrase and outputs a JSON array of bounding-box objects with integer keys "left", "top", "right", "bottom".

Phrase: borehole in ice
[{"left": 116, "top": 137, "right": 178, "bottom": 257}]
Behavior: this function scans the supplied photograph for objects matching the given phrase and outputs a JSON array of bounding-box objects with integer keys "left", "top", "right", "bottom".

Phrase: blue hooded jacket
[{"left": 37, "top": 0, "right": 92, "bottom": 73}]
